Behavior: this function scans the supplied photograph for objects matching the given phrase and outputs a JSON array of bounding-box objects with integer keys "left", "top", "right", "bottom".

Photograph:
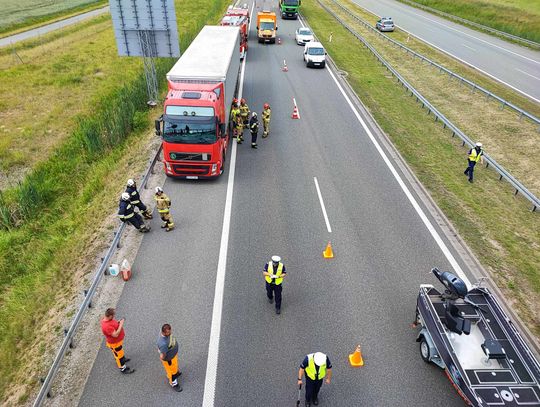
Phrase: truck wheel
[
  {"left": 220, "top": 151, "right": 226, "bottom": 175},
  {"left": 420, "top": 338, "right": 431, "bottom": 363}
]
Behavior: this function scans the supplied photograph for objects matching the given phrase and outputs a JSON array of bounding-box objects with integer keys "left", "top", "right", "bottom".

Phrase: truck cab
[
  {"left": 256, "top": 11, "right": 277, "bottom": 43},
  {"left": 221, "top": 6, "right": 249, "bottom": 59},
  {"left": 279, "top": 0, "right": 301, "bottom": 19}
]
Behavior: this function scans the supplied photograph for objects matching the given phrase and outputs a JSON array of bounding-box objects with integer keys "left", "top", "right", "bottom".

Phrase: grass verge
[
  {"left": 303, "top": 0, "right": 540, "bottom": 338},
  {"left": 0, "top": 0, "right": 230, "bottom": 403}
]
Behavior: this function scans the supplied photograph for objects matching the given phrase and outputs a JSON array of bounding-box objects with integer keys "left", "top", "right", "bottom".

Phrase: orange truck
[
  {"left": 221, "top": 5, "right": 250, "bottom": 59},
  {"left": 256, "top": 11, "right": 277, "bottom": 43}
]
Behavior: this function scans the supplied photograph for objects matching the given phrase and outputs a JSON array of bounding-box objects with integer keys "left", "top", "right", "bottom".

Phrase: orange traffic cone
[
  {"left": 291, "top": 106, "right": 300, "bottom": 119},
  {"left": 323, "top": 241, "right": 334, "bottom": 258},
  {"left": 282, "top": 59, "right": 288, "bottom": 72},
  {"left": 349, "top": 345, "right": 364, "bottom": 367}
]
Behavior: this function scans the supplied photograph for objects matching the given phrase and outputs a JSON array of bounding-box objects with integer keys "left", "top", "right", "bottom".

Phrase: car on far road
[
  {"left": 303, "top": 41, "right": 326, "bottom": 68},
  {"left": 295, "top": 27, "right": 314, "bottom": 45},
  {"left": 376, "top": 17, "right": 394, "bottom": 32}
]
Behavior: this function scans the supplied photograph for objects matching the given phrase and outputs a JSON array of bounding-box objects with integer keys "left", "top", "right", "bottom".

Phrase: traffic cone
[
  {"left": 278, "top": 37, "right": 281, "bottom": 45},
  {"left": 291, "top": 106, "right": 300, "bottom": 119},
  {"left": 282, "top": 59, "right": 288, "bottom": 72},
  {"left": 349, "top": 345, "right": 364, "bottom": 367},
  {"left": 323, "top": 241, "right": 334, "bottom": 258}
]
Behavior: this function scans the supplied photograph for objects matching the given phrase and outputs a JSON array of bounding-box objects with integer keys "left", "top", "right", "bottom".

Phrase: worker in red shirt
[{"left": 100, "top": 308, "right": 135, "bottom": 374}]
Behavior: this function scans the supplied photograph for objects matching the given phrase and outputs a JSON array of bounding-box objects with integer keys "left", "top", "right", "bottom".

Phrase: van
[{"left": 303, "top": 41, "right": 326, "bottom": 68}]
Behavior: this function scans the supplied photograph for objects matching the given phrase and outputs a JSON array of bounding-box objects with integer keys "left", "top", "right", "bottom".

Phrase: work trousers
[
  {"left": 464, "top": 159, "right": 477, "bottom": 181},
  {"left": 106, "top": 340, "right": 127, "bottom": 369},
  {"left": 263, "top": 120, "right": 270, "bottom": 136},
  {"left": 305, "top": 378, "right": 323, "bottom": 402},
  {"left": 159, "top": 211, "right": 174, "bottom": 227},
  {"left": 251, "top": 130, "right": 258, "bottom": 145},
  {"left": 127, "top": 213, "right": 145, "bottom": 230},
  {"left": 161, "top": 354, "right": 181, "bottom": 386},
  {"left": 133, "top": 201, "right": 148, "bottom": 213},
  {"left": 266, "top": 282, "right": 282, "bottom": 310},
  {"left": 241, "top": 114, "right": 249, "bottom": 125}
]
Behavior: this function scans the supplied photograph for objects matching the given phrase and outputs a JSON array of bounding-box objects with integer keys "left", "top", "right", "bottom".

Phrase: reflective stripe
[
  {"left": 120, "top": 212, "right": 134, "bottom": 219},
  {"left": 265, "top": 262, "right": 284, "bottom": 285},
  {"left": 158, "top": 209, "right": 169, "bottom": 214},
  {"left": 468, "top": 148, "right": 483, "bottom": 163}
]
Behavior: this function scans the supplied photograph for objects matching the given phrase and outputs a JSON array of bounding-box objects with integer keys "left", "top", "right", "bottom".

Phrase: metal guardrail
[
  {"left": 317, "top": 0, "right": 540, "bottom": 212},
  {"left": 33, "top": 145, "right": 163, "bottom": 407},
  {"left": 329, "top": 0, "right": 540, "bottom": 131},
  {"left": 398, "top": 0, "right": 540, "bottom": 49}
]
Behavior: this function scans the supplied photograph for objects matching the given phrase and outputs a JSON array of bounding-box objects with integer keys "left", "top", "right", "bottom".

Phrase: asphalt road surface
[
  {"left": 79, "top": 3, "right": 477, "bottom": 406},
  {"left": 348, "top": 0, "right": 540, "bottom": 103},
  {"left": 0, "top": 6, "right": 109, "bottom": 48}
]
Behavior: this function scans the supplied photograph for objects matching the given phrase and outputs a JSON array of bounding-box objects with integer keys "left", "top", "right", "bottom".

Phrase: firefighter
[
  {"left": 231, "top": 103, "right": 241, "bottom": 138},
  {"left": 239, "top": 98, "right": 250, "bottom": 126},
  {"left": 235, "top": 114, "right": 244, "bottom": 144},
  {"left": 126, "top": 179, "right": 152, "bottom": 219},
  {"left": 249, "top": 112, "right": 259, "bottom": 149},
  {"left": 155, "top": 187, "right": 175, "bottom": 232},
  {"left": 118, "top": 193, "right": 150, "bottom": 232},
  {"left": 262, "top": 103, "right": 271, "bottom": 138}
]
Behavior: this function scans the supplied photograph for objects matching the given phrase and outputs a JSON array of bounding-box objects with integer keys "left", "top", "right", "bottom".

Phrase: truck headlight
[
  {"left": 211, "top": 163, "right": 218, "bottom": 174},
  {"left": 165, "top": 161, "right": 172, "bottom": 173}
]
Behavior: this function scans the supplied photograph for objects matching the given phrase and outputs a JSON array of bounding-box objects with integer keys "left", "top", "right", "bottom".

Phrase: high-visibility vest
[
  {"left": 231, "top": 108, "right": 240, "bottom": 122},
  {"left": 265, "top": 262, "right": 284, "bottom": 285},
  {"left": 468, "top": 148, "right": 483, "bottom": 163},
  {"left": 305, "top": 354, "right": 327, "bottom": 380}
]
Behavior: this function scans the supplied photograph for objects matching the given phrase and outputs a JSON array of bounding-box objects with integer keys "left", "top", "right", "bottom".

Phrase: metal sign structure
[{"left": 110, "top": 0, "right": 180, "bottom": 104}]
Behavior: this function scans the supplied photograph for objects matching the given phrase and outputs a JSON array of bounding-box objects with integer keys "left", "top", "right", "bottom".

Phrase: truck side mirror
[
  {"left": 256, "top": 26, "right": 259, "bottom": 29},
  {"left": 155, "top": 120, "right": 161, "bottom": 136},
  {"left": 276, "top": 26, "right": 278, "bottom": 30},
  {"left": 220, "top": 123, "right": 226, "bottom": 136}
]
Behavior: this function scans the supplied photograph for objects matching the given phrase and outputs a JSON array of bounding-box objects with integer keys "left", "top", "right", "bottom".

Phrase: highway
[
  {"left": 79, "top": 3, "right": 473, "bottom": 406},
  {"left": 347, "top": 0, "right": 540, "bottom": 103}
]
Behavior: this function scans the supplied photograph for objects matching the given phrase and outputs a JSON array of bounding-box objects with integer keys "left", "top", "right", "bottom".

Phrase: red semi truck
[
  {"left": 220, "top": 5, "right": 249, "bottom": 59},
  {"left": 155, "top": 26, "right": 241, "bottom": 179}
]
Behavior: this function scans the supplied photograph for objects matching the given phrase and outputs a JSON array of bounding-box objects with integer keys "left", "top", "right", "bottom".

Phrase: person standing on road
[
  {"left": 298, "top": 352, "right": 332, "bottom": 406},
  {"left": 239, "top": 98, "right": 250, "bottom": 126},
  {"left": 100, "top": 308, "right": 134, "bottom": 374},
  {"left": 249, "top": 111, "right": 259, "bottom": 149},
  {"left": 118, "top": 193, "right": 150, "bottom": 233},
  {"left": 157, "top": 323, "right": 183, "bottom": 392},
  {"left": 464, "top": 142, "right": 484, "bottom": 183},
  {"left": 126, "top": 179, "right": 153, "bottom": 219},
  {"left": 262, "top": 103, "right": 271, "bottom": 138},
  {"left": 263, "top": 255, "right": 287, "bottom": 315},
  {"left": 155, "top": 187, "right": 175, "bottom": 232},
  {"left": 231, "top": 102, "right": 240, "bottom": 138},
  {"left": 235, "top": 114, "right": 244, "bottom": 144}
]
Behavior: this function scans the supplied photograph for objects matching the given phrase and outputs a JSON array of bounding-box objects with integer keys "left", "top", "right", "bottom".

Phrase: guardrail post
[
  {"left": 514, "top": 189, "right": 519, "bottom": 196},
  {"left": 500, "top": 101, "right": 506, "bottom": 110},
  {"left": 39, "top": 378, "right": 52, "bottom": 398},
  {"left": 83, "top": 289, "right": 92, "bottom": 308},
  {"left": 532, "top": 205, "right": 537, "bottom": 212},
  {"left": 63, "top": 328, "right": 74, "bottom": 349}
]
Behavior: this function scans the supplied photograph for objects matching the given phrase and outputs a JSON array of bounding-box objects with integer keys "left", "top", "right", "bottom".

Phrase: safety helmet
[
  {"left": 121, "top": 192, "right": 130, "bottom": 201},
  {"left": 314, "top": 352, "right": 326, "bottom": 366},
  {"left": 233, "top": 98, "right": 238, "bottom": 104},
  {"left": 264, "top": 103, "right": 270, "bottom": 109},
  {"left": 252, "top": 112, "right": 257, "bottom": 117},
  {"left": 127, "top": 179, "right": 135, "bottom": 187},
  {"left": 271, "top": 255, "right": 281, "bottom": 263},
  {"left": 155, "top": 186, "right": 163, "bottom": 194},
  {"left": 475, "top": 142, "right": 482, "bottom": 147},
  {"left": 240, "top": 98, "right": 246, "bottom": 104}
]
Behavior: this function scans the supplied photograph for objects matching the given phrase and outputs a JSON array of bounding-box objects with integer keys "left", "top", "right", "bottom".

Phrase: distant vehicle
[
  {"left": 414, "top": 268, "right": 540, "bottom": 406},
  {"left": 376, "top": 17, "right": 394, "bottom": 32},
  {"left": 256, "top": 11, "right": 278, "bottom": 43},
  {"left": 279, "top": 0, "right": 301, "bottom": 19},
  {"left": 303, "top": 41, "right": 326, "bottom": 68},
  {"left": 221, "top": 5, "right": 250, "bottom": 59},
  {"left": 295, "top": 27, "right": 314, "bottom": 45}
]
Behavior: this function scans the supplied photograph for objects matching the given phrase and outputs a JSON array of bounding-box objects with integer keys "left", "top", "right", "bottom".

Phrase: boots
[
  {"left": 142, "top": 210, "right": 153, "bottom": 220},
  {"left": 139, "top": 225, "right": 151, "bottom": 233}
]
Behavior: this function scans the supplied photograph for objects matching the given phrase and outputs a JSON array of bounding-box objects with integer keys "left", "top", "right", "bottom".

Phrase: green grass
[
  {"left": 398, "top": 0, "right": 540, "bottom": 43},
  {"left": 0, "top": 0, "right": 230, "bottom": 403},
  {"left": 303, "top": 0, "right": 540, "bottom": 338},
  {"left": 0, "top": 0, "right": 107, "bottom": 36}
]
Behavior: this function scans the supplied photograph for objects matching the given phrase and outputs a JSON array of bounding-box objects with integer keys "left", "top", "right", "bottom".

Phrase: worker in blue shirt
[
  {"left": 263, "top": 255, "right": 287, "bottom": 315},
  {"left": 298, "top": 352, "right": 332, "bottom": 406}
]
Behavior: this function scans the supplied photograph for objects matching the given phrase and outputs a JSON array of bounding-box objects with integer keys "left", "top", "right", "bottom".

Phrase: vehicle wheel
[
  {"left": 320, "top": 62, "right": 326, "bottom": 69},
  {"left": 220, "top": 151, "right": 226, "bottom": 175},
  {"left": 420, "top": 338, "right": 431, "bottom": 363}
]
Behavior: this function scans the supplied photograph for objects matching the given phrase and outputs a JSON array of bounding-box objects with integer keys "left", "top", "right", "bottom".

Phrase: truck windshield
[
  {"left": 261, "top": 21, "right": 275, "bottom": 30},
  {"left": 283, "top": 0, "right": 299, "bottom": 5},
  {"left": 308, "top": 47, "right": 325, "bottom": 56},
  {"left": 163, "top": 117, "right": 216, "bottom": 144}
]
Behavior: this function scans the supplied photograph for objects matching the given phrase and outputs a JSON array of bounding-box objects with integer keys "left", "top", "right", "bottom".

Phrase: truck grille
[
  {"left": 169, "top": 152, "right": 211, "bottom": 161},
  {"left": 172, "top": 164, "right": 211, "bottom": 176}
]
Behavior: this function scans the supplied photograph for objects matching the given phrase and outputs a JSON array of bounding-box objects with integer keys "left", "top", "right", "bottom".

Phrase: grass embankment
[
  {"left": 397, "top": 0, "right": 540, "bottom": 43},
  {"left": 0, "top": 0, "right": 229, "bottom": 403},
  {"left": 302, "top": 0, "right": 540, "bottom": 338},
  {"left": 0, "top": 0, "right": 107, "bottom": 38},
  {"left": 325, "top": 0, "right": 540, "bottom": 196}
]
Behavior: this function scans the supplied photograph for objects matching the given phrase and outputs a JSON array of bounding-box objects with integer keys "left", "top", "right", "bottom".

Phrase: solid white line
[
  {"left": 325, "top": 65, "right": 471, "bottom": 287},
  {"left": 462, "top": 43, "right": 476, "bottom": 51},
  {"left": 201, "top": 6, "right": 253, "bottom": 407},
  {"left": 516, "top": 68, "right": 540, "bottom": 82},
  {"left": 314, "top": 177, "right": 332, "bottom": 233},
  {"left": 292, "top": 97, "right": 301, "bottom": 118}
]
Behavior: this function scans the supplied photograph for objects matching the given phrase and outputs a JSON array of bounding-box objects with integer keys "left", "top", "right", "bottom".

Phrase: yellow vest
[
  {"left": 265, "top": 262, "right": 284, "bottom": 285},
  {"left": 468, "top": 148, "right": 483, "bottom": 163},
  {"left": 305, "top": 354, "right": 327, "bottom": 380}
]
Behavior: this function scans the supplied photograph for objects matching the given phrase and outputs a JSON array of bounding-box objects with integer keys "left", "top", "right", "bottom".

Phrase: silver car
[
  {"left": 295, "top": 27, "right": 314, "bottom": 45},
  {"left": 376, "top": 17, "right": 394, "bottom": 32}
]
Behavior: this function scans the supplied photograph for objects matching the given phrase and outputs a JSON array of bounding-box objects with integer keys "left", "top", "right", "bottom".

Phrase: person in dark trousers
[
  {"left": 118, "top": 193, "right": 150, "bottom": 232},
  {"left": 100, "top": 308, "right": 134, "bottom": 374},
  {"left": 249, "top": 111, "right": 259, "bottom": 149},
  {"left": 158, "top": 324, "right": 182, "bottom": 392},
  {"left": 263, "top": 255, "right": 287, "bottom": 314},
  {"left": 464, "top": 142, "right": 484, "bottom": 183},
  {"left": 126, "top": 179, "right": 153, "bottom": 219},
  {"left": 298, "top": 352, "right": 332, "bottom": 406}
]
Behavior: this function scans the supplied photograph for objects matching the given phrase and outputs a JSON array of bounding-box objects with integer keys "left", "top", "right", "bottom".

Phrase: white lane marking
[
  {"left": 314, "top": 177, "right": 332, "bottom": 233},
  {"left": 201, "top": 6, "right": 253, "bottom": 407},
  {"left": 462, "top": 43, "right": 476, "bottom": 51},
  {"left": 516, "top": 68, "right": 540, "bottom": 81},
  {"left": 325, "top": 65, "right": 471, "bottom": 287}
]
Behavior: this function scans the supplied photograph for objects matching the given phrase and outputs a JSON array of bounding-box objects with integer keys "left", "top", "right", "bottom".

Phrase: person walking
[
  {"left": 249, "top": 111, "right": 259, "bottom": 149},
  {"left": 239, "top": 98, "right": 250, "bottom": 126},
  {"left": 464, "top": 142, "right": 484, "bottom": 183},
  {"left": 298, "top": 352, "right": 332, "bottom": 406},
  {"left": 157, "top": 323, "right": 183, "bottom": 392},
  {"left": 100, "top": 308, "right": 134, "bottom": 374},
  {"left": 262, "top": 103, "right": 271, "bottom": 138},
  {"left": 263, "top": 255, "right": 287, "bottom": 314},
  {"left": 155, "top": 187, "right": 175, "bottom": 231},
  {"left": 118, "top": 193, "right": 150, "bottom": 232},
  {"left": 126, "top": 178, "right": 153, "bottom": 219}
]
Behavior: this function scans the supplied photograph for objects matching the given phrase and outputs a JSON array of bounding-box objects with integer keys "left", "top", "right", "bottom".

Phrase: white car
[
  {"left": 295, "top": 27, "right": 314, "bottom": 45},
  {"left": 303, "top": 41, "right": 326, "bottom": 68}
]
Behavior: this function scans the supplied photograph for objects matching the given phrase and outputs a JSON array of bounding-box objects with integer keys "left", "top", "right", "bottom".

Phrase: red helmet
[
  {"left": 240, "top": 98, "right": 246, "bottom": 104},
  {"left": 264, "top": 103, "right": 270, "bottom": 109},
  {"left": 232, "top": 98, "right": 238, "bottom": 104}
]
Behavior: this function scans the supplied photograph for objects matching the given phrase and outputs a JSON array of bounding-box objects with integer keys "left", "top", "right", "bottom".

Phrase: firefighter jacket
[
  {"left": 126, "top": 185, "right": 141, "bottom": 204},
  {"left": 262, "top": 107, "right": 271, "bottom": 123},
  {"left": 239, "top": 103, "right": 250, "bottom": 117},
  {"left": 155, "top": 193, "right": 171, "bottom": 214},
  {"left": 249, "top": 116, "right": 259, "bottom": 134},
  {"left": 118, "top": 200, "right": 135, "bottom": 221}
]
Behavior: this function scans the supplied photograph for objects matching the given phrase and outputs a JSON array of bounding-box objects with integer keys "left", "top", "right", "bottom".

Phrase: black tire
[
  {"left": 320, "top": 62, "right": 326, "bottom": 69},
  {"left": 220, "top": 151, "right": 226, "bottom": 175},
  {"left": 420, "top": 338, "right": 431, "bottom": 363}
]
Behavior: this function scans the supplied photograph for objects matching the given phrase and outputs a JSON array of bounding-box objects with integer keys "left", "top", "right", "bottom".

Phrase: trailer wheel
[{"left": 420, "top": 338, "right": 430, "bottom": 363}]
